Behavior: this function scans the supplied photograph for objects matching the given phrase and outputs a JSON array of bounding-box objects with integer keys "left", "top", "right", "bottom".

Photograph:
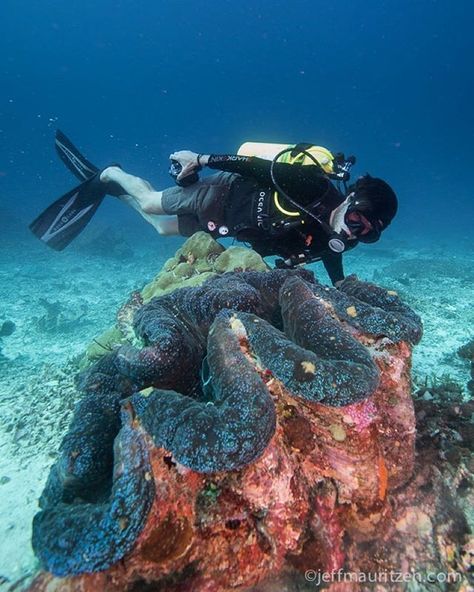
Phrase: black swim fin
[
  {"left": 55, "top": 129, "right": 124, "bottom": 196},
  {"left": 55, "top": 129, "right": 99, "bottom": 182},
  {"left": 29, "top": 173, "right": 106, "bottom": 251}
]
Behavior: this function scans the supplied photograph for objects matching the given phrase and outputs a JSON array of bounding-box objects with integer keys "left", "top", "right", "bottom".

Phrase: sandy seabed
[{"left": 0, "top": 230, "right": 472, "bottom": 587}]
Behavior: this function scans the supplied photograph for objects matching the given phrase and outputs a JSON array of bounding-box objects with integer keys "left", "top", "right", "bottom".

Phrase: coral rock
[
  {"left": 34, "top": 243, "right": 466, "bottom": 591},
  {"left": 140, "top": 232, "right": 268, "bottom": 302}
]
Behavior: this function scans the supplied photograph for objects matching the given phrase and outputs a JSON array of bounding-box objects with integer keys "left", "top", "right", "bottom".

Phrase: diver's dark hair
[{"left": 348, "top": 174, "right": 398, "bottom": 228}]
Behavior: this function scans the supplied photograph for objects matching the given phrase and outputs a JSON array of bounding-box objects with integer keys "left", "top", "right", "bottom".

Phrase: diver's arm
[
  {"left": 206, "top": 154, "right": 326, "bottom": 189},
  {"left": 169, "top": 150, "right": 328, "bottom": 199},
  {"left": 321, "top": 251, "right": 345, "bottom": 285},
  {"left": 206, "top": 155, "right": 275, "bottom": 183},
  {"left": 275, "top": 250, "right": 344, "bottom": 285}
]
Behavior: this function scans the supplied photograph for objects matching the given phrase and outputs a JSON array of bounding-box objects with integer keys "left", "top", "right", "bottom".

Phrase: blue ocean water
[
  {"left": 0, "top": 0, "right": 473, "bottom": 586},
  {"left": 0, "top": 0, "right": 473, "bottom": 243}
]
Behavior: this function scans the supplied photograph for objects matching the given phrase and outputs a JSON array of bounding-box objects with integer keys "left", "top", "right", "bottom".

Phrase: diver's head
[{"left": 344, "top": 175, "right": 398, "bottom": 243}]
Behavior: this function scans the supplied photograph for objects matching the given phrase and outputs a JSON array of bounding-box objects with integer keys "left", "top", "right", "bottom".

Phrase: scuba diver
[{"left": 30, "top": 131, "right": 398, "bottom": 285}]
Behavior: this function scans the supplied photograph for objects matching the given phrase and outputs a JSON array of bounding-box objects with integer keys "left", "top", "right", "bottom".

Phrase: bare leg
[
  {"left": 118, "top": 194, "right": 179, "bottom": 235},
  {"left": 150, "top": 216, "right": 179, "bottom": 235},
  {"left": 100, "top": 166, "right": 179, "bottom": 235},
  {"left": 100, "top": 166, "right": 166, "bottom": 215}
]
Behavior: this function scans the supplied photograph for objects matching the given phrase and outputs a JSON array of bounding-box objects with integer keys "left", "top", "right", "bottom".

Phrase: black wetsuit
[{"left": 206, "top": 155, "right": 356, "bottom": 284}]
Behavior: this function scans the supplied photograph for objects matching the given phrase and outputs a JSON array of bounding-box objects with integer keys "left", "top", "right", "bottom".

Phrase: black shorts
[{"left": 161, "top": 172, "right": 237, "bottom": 236}]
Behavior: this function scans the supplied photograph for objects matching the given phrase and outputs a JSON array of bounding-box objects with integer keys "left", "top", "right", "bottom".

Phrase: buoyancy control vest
[
  {"left": 229, "top": 142, "right": 354, "bottom": 250},
  {"left": 238, "top": 142, "right": 339, "bottom": 220}
]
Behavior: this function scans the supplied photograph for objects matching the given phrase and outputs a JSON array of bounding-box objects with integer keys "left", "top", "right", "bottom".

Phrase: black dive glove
[{"left": 274, "top": 254, "right": 308, "bottom": 269}]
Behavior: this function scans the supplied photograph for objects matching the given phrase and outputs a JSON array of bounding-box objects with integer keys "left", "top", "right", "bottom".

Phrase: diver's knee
[
  {"left": 142, "top": 201, "right": 160, "bottom": 215},
  {"left": 141, "top": 192, "right": 164, "bottom": 215}
]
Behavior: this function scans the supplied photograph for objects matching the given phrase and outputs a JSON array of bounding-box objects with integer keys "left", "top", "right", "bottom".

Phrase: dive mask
[{"left": 345, "top": 209, "right": 382, "bottom": 243}]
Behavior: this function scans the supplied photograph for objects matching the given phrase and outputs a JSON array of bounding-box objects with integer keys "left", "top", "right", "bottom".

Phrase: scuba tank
[
  {"left": 238, "top": 142, "right": 354, "bottom": 186},
  {"left": 238, "top": 141, "right": 354, "bottom": 213},
  {"left": 238, "top": 142, "right": 336, "bottom": 173}
]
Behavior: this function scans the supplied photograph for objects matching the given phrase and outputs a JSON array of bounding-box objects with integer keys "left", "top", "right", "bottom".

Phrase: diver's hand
[
  {"left": 170, "top": 151, "right": 211, "bottom": 181},
  {"left": 169, "top": 150, "right": 200, "bottom": 181},
  {"left": 334, "top": 275, "right": 359, "bottom": 289}
]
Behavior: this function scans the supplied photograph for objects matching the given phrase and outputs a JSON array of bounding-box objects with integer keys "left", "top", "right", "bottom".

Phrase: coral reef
[
  {"left": 360, "top": 387, "right": 474, "bottom": 589},
  {"left": 28, "top": 234, "right": 455, "bottom": 591},
  {"left": 141, "top": 232, "right": 269, "bottom": 301},
  {"left": 32, "top": 398, "right": 155, "bottom": 576},
  {"left": 458, "top": 338, "right": 474, "bottom": 394},
  {"left": 81, "top": 232, "right": 269, "bottom": 367}
]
